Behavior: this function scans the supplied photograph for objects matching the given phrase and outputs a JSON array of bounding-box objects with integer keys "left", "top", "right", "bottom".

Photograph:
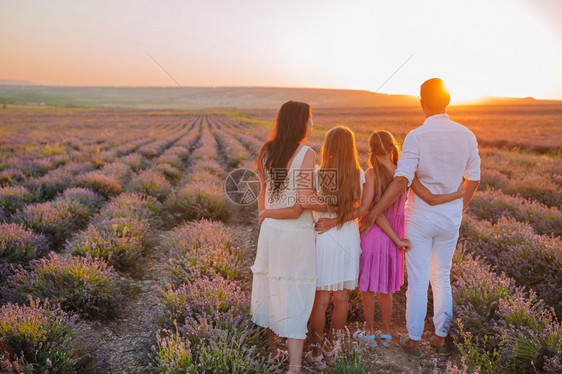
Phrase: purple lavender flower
[{"left": 0, "top": 222, "right": 49, "bottom": 262}]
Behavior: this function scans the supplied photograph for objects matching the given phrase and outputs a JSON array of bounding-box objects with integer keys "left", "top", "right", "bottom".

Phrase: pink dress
[{"left": 359, "top": 192, "right": 405, "bottom": 293}]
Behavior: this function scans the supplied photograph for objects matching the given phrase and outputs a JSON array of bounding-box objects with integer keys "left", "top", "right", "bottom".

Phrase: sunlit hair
[
  {"left": 368, "top": 130, "right": 400, "bottom": 205},
  {"left": 420, "top": 78, "right": 450, "bottom": 111},
  {"left": 319, "top": 126, "right": 361, "bottom": 228},
  {"left": 256, "top": 100, "right": 311, "bottom": 192}
]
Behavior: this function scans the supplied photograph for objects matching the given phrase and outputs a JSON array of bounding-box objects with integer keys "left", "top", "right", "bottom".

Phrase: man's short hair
[{"left": 421, "top": 78, "right": 450, "bottom": 111}]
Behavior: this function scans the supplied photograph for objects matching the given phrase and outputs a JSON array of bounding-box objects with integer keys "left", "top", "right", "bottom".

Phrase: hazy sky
[{"left": 2, "top": 0, "right": 562, "bottom": 101}]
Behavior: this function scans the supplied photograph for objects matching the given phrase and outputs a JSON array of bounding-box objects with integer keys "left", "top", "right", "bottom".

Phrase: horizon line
[{"left": 2, "top": 82, "right": 562, "bottom": 102}]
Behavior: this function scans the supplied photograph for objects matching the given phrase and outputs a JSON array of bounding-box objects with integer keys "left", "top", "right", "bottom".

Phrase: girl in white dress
[
  {"left": 303, "top": 126, "right": 364, "bottom": 369},
  {"left": 303, "top": 126, "right": 411, "bottom": 369},
  {"left": 252, "top": 100, "right": 316, "bottom": 374}
]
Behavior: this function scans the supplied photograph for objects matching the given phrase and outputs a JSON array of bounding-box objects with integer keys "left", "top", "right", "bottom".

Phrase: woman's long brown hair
[
  {"left": 319, "top": 126, "right": 361, "bottom": 227},
  {"left": 256, "top": 100, "right": 311, "bottom": 192},
  {"left": 368, "top": 130, "right": 400, "bottom": 206}
]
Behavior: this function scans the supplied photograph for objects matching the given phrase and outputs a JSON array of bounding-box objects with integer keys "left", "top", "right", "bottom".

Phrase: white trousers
[{"left": 404, "top": 215, "right": 459, "bottom": 341}]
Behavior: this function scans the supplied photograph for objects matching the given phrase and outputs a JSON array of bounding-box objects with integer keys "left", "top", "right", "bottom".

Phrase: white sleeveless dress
[
  {"left": 314, "top": 168, "right": 364, "bottom": 291},
  {"left": 251, "top": 145, "right": 316, "bottom": 339}
]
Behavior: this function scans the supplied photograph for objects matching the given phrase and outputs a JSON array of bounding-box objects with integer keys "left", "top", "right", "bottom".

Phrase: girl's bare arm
[{"left": 411, "top": 176, "right": 464, "bottom": 206}]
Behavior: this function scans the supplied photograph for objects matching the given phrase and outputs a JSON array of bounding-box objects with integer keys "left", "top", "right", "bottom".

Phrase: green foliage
[
  {"left": 0, "top": 297, "right": 104, "bottom": 373},
  {"left": 2, "top": 252, "right": 126, "bottom": 318},
  {"left": 0, "top": 186, "right": 36, "bottom": 214},
  {"left": 39, "top": 143, "right": 66, "bottom": 156}
]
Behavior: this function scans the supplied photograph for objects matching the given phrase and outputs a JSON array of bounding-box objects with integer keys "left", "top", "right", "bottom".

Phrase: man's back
[{"left": 395, "top": 113, "right": 480, "bottom": 227}]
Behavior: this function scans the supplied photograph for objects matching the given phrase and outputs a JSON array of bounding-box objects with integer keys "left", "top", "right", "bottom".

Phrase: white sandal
[{"left": 323, "top": 345, "right": 340, "bottom": 365}]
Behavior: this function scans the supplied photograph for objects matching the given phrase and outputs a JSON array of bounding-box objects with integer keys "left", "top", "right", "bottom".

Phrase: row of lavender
[
  {"left": 0, "top": 113, "right": 204, "bottom": 372},
  {"left": 1, "top": 118, "right": 192, "bottom": 206},
  {"left": 148, "top": 219, "right": 277, "bottom": 372},
  {"left": 0, "top": 111, "right": 190, "bottom": 201},
  {"left": 0, "top": 111, "right": 201, "bottom": 280},
  {"left": 0, "top": 111, "right": 295, "bottom": 372},
  {"left": 162, "top": 114, "right": 233, "bottom": 224},
  {"left": 0, "top": 116, "right": 194, "bottom": 218},
  {"left": 1, "top": 117, "right": 197, "bottom": 259},
  {"left": 462, "top": 202, "right": 561, "bottom": 315},
  {"left": 448, "top": 244, "right": 561, "bottom": 373},
  {"left": 145, "top": 115, "right": 283, "bottom": 372}
]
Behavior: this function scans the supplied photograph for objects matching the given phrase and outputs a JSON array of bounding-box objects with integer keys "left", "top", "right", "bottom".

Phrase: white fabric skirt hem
[
  {"left": 250, "top": 317, "right": 308, "bottom": 340},
  {"left": 316, "top": 279, "right": 357, "bottom": 292},
  {"left": 250, "top": 269, "right": 316, "bottom": 283},
  {"left": 251, "top": 272, "right": 315, "bottom": 339}
]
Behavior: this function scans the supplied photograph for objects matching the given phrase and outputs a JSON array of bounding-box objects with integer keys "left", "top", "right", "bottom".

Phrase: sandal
[
  {"left": 352, "top": 330, "right": 377, "bottom": 347},
  {"left": 376, "top": 330, "right": 392, "bottom": 348},
  {"left": 400, "top": 334, "right": 423, "bottom": 358},
  {"left": 304, "top": 351, "right": 326, "bottom": 370},
  {"left": 288, "top": 364, "right": 303, "bottom": 374},
  {"left": 322, "top": 345, "right": 340, "bottom": 366},
  {"left": 269, "top": 348, "right": 289, "bottom": 365},
  {"left": 430, "top": 335, "right": 452, "bottom": 356}
]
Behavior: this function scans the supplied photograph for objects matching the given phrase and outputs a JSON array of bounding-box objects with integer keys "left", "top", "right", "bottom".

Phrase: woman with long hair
[{"left": 252, "top": 100, "right": 316, "bottom": 374}]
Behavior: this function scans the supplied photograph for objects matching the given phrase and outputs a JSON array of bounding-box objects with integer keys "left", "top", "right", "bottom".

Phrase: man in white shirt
[{"left": 360, "top": 78, "right": 480, "bottom": 357}]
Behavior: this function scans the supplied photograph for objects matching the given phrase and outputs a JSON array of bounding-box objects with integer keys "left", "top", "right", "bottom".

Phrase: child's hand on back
[
  {"left": 315, "top": 217, "right": 337, "bottom": 234},
  {"left": 359, "top": 215, "right": 375, "bottom": 235},
  {"left": 395, "top": 238, "right": 411, "bottom": 251}
]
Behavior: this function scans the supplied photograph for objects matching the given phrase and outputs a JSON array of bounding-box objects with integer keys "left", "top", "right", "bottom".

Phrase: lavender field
[{"left": 0, "top": 105, "right": 561, "bottom": 373}]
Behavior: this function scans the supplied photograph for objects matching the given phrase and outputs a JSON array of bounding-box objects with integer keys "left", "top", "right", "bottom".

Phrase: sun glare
[{"left": 286, "top": 0, "right": 557, "bottom": 102}]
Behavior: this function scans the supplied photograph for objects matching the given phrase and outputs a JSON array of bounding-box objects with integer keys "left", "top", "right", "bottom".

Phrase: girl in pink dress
[{"left": 354, "top": 130, "right": 464, "bottom": 348}]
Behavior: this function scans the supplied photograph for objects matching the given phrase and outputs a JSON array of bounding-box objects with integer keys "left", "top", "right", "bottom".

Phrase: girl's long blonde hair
[
  {"left": 368, "top": 130, "right": 400, "bottom": 206},
  {"left": 319, "top": 126, "right": 361, "bottom": 227}
]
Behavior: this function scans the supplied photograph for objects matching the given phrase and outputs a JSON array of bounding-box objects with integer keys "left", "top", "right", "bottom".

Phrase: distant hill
[
  {"left": 0, "top": 86, "right": 419, "bottom": 109},
  {"left": 462, "top": 96, "right": 562, "bottom": 106},
  {"left": 0, "top": 80, "right": 36, "bottom": 86},
  {"left": 0, "top": 85, "right": 559, "bottom": 109}
]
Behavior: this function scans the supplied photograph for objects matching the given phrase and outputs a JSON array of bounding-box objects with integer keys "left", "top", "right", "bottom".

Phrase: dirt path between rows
[{"left": 86, "top": 239, "right": 169, "bottom": 373}]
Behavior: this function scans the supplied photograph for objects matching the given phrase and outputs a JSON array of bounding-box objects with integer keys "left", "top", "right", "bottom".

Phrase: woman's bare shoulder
[{"left": 305, "top": 147, "right": 316, "bottom": 156}]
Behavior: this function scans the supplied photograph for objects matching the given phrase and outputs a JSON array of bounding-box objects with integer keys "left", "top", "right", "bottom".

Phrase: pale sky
[{"left": 2, "top": 0, "right": 561, "bottom": 101}]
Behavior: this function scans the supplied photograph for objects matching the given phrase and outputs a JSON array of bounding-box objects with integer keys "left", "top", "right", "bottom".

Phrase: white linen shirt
[{"left": 395, "top": 113, "right": 480, "bottom": 227}]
